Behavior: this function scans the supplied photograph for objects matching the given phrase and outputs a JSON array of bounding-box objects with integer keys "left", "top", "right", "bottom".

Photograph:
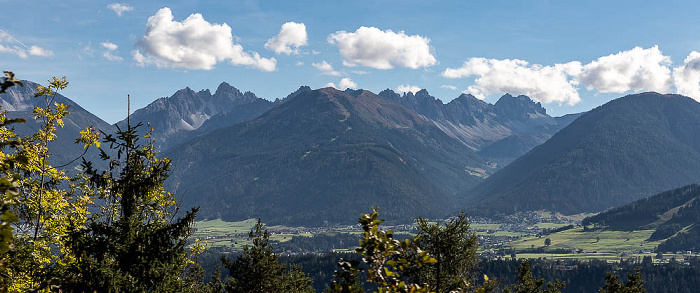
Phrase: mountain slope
[
  {"left": 0, "top": 81, "right": 114, "bottom": 167},
  {"left": 468, "top": 92, "right": 700, "bottom": 215},
  {"left": 378, "top": 90, "right": 576, "bottom": 165},
  {"left": 583, "top": 184, "right": 700, "bottom": 251},
  {"left": 164, "top": 88, "right": 490, "bottom": 225},
  {"left": 118, "top": 82, "right": 275, "bottom": 150}
]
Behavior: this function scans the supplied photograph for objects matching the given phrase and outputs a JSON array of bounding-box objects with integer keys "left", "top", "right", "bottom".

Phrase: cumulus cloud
[
  {"left": 442, "top": 46, "right": 677, "bottom": 104},
  {"left": 312, "top": 61, "right": 341, "bottom": 76},
  {"left": 443, "top": 57, "right": 582, "bottom": 104},
  {"left": 101, "top": 42, "right": 118, "bottom": 51},
  {"left": 100, "top": 42, "right": 123, "bottom": 61},
  {"left": 579, "top": 46, "right": 671, "bottom": 93},
  {"left": 326, "top": 78, "right": 357, "bottom": 90},
  {"left": 339, "top": 78, "right": 357, "bottom": 89},
  {"left": 396, "top": 84, "right": 421, "bottom": 94},
  {"left": 133, "top": 7, "right": 276, "bottom": 71},
  {"left": 328, "top": 26, "right": 436, "bottom": 69},
  {"left": 265, "top": 22, "right": 307, "bottom": 55},
  {"left": 0, "top": 30, "right": 53, "bottom": 59},
  {"left": 441, "top": 85, "right": 457, "bottom": 90},
  {"left": 673, "top": 51, "right": 700, "bottom": 101},
  {"left": 108, "top": 3, "right": 134, "bottom": 17},
  {"left": 28, "top": 45, "right": 53, "bottom": 57}
]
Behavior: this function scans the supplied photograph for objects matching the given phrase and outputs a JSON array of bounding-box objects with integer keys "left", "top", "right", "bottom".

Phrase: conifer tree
[{"left": 60, "top": 121, "right": 198, "bottom": 292}]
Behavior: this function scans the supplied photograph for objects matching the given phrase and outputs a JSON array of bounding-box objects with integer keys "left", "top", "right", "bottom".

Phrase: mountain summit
[
  {"left": 164, "top": 87, "right": 490, "bottom": 225},
  {"left": 118, "top": 82, "right": 274, "bottom": 150},
  {"left": 378, "top": 89, "right": 575, "bottom": 164},
  {"left": 468, "top": 92, "right": 700, "bottom": 215}
]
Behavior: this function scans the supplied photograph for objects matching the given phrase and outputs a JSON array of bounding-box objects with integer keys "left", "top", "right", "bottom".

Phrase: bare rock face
[{"left": 117, "top": 82, "right": 275, "bottom": 150}]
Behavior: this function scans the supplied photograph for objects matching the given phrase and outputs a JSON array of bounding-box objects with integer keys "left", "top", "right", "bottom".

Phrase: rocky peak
[
  {"left": 275, "top": 85, "right": 312, "bottom": 104},
  {"left": 494, "top": 93, "right": 548, "bottom": 120}
]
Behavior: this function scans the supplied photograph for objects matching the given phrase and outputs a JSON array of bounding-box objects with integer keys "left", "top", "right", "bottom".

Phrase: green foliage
[
  {"left": 599, "top": 268, "right": 645, "bottom": 293},
  {"left": 222, "top": 219, "right": 314, "bottom": 293},
  {"left": 2, "top": 76, "right": 100, "bottom": 291},
  {"left": 503, "top": 261, "right": 565, "bottom": 293},
  {"left": 406, "top": 212, "right": 478, "bottom": 292},
  {"left": 0, "top": 71, "right": 24, "bottom": 291},
  {"left": 330, "top": 208, "right": 499, "bottom": 293},
  {"left": 58, "top": 122, "right": 198, "bottom": 292}
]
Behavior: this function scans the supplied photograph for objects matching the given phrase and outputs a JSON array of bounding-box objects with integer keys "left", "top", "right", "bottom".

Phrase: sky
[{"left": 2, "top": 0, "right": 700, "bottom": 123}]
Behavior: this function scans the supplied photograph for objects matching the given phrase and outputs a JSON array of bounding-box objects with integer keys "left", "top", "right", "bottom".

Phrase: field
[
  {"left": 193, "top": 218, "right": 695, "bottom": 264},
  {"left": 507, "top": 226, "right": 663, "bottom": 253}
]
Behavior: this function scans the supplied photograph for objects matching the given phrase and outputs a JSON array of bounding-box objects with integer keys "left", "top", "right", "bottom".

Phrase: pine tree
[
  {"left": 222, "top": 219, "right": 314, "bottom": 293},
  {"left": 60, "top": 121, "right": 198, "bottom": 292}
]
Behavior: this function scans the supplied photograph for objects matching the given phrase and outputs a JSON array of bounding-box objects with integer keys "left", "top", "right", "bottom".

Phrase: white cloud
[
  {"left": 108, "top": 3, "right": 134, "bottom": 17},
  {"left": 351, "top": 70, "right": 369, "bottom": 75},
  {"left": 28, "top": 45, "right": 54, "bottom": 57},
  {"left": 100, "top": 42, "right": 122, "bottom": 61},
  {"left": 579, "top": 46, "right": 671, "bottom": 93},
  {"left": 442, "top": 46, "right": 676, "bottom": 105},
  {"left": 265, "top": 22, "right": 307, "bottom": 55},
  {"left": 326, "top": 78, "right": 357, "bottom": 90},
  {"left": 295, "top": 61, "right": 304, "bottom": 66},
  {"left": 328, "top": 26, "right": 436, "bottom": 69},
  {"left": 103, "top": 51, "right": 123, "bottom": 62},
  {"left": 101, "top": 42, "right": 118, "bottom": 51},
  {"left": 673, "top": 51, "right": 700, "bottom": 101},
  {"left": 0, "top": 31, "right": 52, "bottom": 59},
  {"left": 441, "top": 85, "right": 457, "bottom": 90},
  {"left": 134, "top": 7, "right": 276, "bottom": 71},
  {"left": 396, "top": 84, "right": 421, "bottom": 94},
  {"left": 312, "top": 50, "right": 321, "bottom": 55},
  {"left": 312, "top": 61, "right": 341, "bottom": 76},
  {"left": 339, "top": 78, "right": 357, "bottom": 89},
  {"left": 442, "top": 57, "right": 582, "bottom": 104}
]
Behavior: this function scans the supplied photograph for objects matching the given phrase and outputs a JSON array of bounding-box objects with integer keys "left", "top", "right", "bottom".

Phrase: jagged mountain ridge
[
  {"left": 117, "top": 82, "right": 279, "bottom": 150},
  {"left": 164, "top": 88, "right": 491, "bottom": 225},
  {"left": 378, "top": 89, "right": 578, "bottom": 164},
  {"left": 467, "top": 92, "right": 700, "bottom": 215}
]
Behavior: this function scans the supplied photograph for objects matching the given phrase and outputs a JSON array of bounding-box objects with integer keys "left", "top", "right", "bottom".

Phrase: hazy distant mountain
[
  {"left": 378, "top": 90, "right": 577, "bottom": 165},
  {"left": 164, "top": 88, "right": 491, "bottom": 225},
  {"left": 118, "top": 82, "right": 276, "bottom": 150},
  {"left": 0, "top": 81, "right": 114, "bottom": 168},
  {"left": 468, "top": 92, "right": 700, "bottom": 215}
]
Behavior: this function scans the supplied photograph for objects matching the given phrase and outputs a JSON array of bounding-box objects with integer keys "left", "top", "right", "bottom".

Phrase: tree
[
  {"left": 544, "top": 238, "right": 552, "bottom": 247},
  {"left": 329, "top": 208, "right": 497, "bottom": 293},
  {"left": 599, "top": 268, "right": 645, "bottom": 293},
  {"left": 222, "top": 219, "right": 314, "bottom": 293},
  {"left": 0, "top": 71, "right": 25, "bottom": 291},
  {"left": 406, "top": 212, "right": 478, "bottom": 292},
  {"left": 2, "top": 76, "right": 98, "bottom": 291},
  {"left": 59, "top": 121, "right": 198, "bottom": 292},
  {"left": 504, "top": 261, "right": 565, "bottom": 293}
]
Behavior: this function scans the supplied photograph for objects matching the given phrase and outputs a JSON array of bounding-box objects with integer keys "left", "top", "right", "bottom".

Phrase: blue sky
[{"left": 2, "top": 0, "right": 700, "bottom": 123}]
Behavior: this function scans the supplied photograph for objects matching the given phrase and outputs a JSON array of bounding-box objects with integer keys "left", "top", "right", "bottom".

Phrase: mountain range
[
  {"left": 468, "top": 92, "right": 700, "bottom": 215},
  {"left": 378, "top": 90, "right": 579, "bottom": 165},
  {"left": 164, "top": 88, "right": 490, "bottom": 225},
  {"left": 5, "top": 80, "right": 700, "bottom": 226}
]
